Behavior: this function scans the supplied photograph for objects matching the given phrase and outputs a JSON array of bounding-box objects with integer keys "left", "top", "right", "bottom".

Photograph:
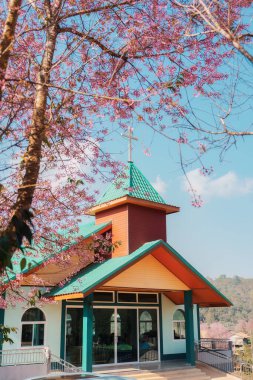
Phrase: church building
[{"left": 1, "top": 161, "right": 231, "bottom": 371}]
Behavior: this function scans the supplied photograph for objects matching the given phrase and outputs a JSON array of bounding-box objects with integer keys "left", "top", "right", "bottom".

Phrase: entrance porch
[
  {"left": 66, "top": 305, "right": 160, "bottom": 367},
  {"left": 60, "top": 289, "right": 197, "bottom": 372}
]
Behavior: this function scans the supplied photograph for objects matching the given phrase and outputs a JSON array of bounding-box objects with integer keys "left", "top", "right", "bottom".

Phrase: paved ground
[
  {"left": 197, "top": 363, "right": 239, "bottom": 380},
  {"left": 96, "top": 360, "right": 241, "bottom": 380}
]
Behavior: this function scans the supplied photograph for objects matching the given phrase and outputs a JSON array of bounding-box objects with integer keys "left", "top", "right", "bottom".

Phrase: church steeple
[
  {"left": 95, "top": 161, "right": 167, "bottom": 207},
  {"left": 87, "top": 162, "right": 179, "bottom": 257}
]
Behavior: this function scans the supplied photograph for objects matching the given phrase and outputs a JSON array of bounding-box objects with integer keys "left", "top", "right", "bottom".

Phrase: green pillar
[
  {"left": 0, "top": 293, "right": 5, "bottom": 352},
  {"left": 0, "top": 308, "right": 5, "bottom": 352},
  {"left": 184, "top": 290, "right": 195, "bottom": 365},
  {"left": 82, "top": 295, "right": 93, "bottom": 372},
  {"left": 196, "top": 305, "right": 201, "bottom": 341},
  {"left": 60, "top": 300, "right": 66, "bottom": 360},
  {"left": 158, "top": 293, "right": 164, "bottom": 360}
]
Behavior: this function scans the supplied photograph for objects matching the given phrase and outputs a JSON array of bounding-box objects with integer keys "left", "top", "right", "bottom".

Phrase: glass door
[
  {"left": 93, "top": 308, "right": 115, "bottom": 364},
  {"left": 66, "top": 308, "right": 83, "bottom": 366},
  {"left": 139, "top": 308, "right": 158, "bottom": 362},
  {"left": 66, "top": 306, "right": 159, "bottom": 366},
  {"left": 116, "top": 309, "right": 138, "bottom": 363}
]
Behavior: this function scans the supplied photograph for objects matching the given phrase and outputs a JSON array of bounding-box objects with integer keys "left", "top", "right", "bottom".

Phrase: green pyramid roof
[{"left": 96, "top": 162, "right": 166, "bottom": 206}]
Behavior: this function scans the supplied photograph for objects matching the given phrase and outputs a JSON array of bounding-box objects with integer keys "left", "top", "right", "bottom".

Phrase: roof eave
[
  {"left": 87, "top": 196, "right": 180, "bottom": 215},
  {"left": 48, "top": 239, "right": 231, "bottom": 308},
  {"left": 15, "top": 222, "right": 112, "bottom": 285}
]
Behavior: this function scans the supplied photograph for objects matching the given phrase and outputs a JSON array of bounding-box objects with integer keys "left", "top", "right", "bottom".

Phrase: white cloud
[
  {"left": 152, "top": 175, "right": 168, "bottom": 194},
  {"left": 184, "top": 169, "right": 253, "bottom": 199}
]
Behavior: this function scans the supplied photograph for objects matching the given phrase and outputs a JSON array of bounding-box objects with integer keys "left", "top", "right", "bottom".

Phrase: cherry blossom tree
[
  {"left": 0, "top": 0, "right": 22, "bottom": 101},
  {"left": 0, "top": 0, "right": 252, "bottom": 292},
  {"left": 201, "top": 322, "right": 231, "bottom": 339},
  {"left": 172, "top": 0, "right": 253, "bottom": 65}
]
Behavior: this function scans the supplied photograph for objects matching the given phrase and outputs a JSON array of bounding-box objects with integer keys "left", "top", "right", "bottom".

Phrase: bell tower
[{"left": 87, "top": 161, "right": 179, "bottom": 257}]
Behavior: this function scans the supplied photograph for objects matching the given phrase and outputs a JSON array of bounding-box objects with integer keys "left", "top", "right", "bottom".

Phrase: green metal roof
[
  {"left": 47, "top": 239, "right": 232, "bottom": 306},
  {"left": 73, "top": 221, "right": 111, "bottom": 240},
  {"left": 96, "top": 162, "right": 166, "bottom": 206},
  {"left": 9, "top": 221, "right": 111, "bottom": 277}
]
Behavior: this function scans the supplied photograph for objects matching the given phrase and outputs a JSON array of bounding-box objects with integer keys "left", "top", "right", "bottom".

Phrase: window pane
[
  {"left": 173, "top": 321, "right": 185, "bottom": 339},
  {"left": 138, "top": 294, "right": 158, "bottom": 303},
  {"left": 139, "top": 309, "right": 158, "bottom": 362},
  {"left": 93, "top": 308, "right": 115, "bottom": 365},
  {"left": 180, "top": 322, "right": 185, "bottom": 339},
  {"left": 33, "top": 324, "right": 44, "bottom": 346},
  {"left": 66, "top": 308, "right": 83, "bottom": 366},
  {"left": 21, "top": 324, "right": 33, "bottom": 346},
  {"left": 173, "top": 322, "right": 179, "bottom": 339},
  {"left": 110, "top": 313, "right": 121, "bottom": 336},
  {"left": 140, "top": 311, "right": 152, "bottom": 322},
  {"left": 173, "top": 309, "right": 185, "bottom": 321},
  {"left": 22, "top": 308, "right": 45, "bottom": 322},
  {"left": 93, "top": 292, "right": 113, "bottom": 302},
  {"left": 118, "top": 293, "right": 137, "bottom": 303}
]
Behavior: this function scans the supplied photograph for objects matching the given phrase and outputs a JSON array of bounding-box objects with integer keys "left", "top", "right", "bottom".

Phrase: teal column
[
  {"left": 60, "top": 300, "right": 66, "bottom": 360},
  {"left": 196, "top": 305, "right": 201, "bottom": 341},
  {"left": 0, "top": 293, "right": 5, "bottom": 352},
  {"left": 82, "top": 295, "right": 93, "bottom": 372},
  {"left": 184, "top": 290, "right": 195, "bottom": 365},
  {"left": 158, "top": 293, "right": 164, "bottom": 360}
]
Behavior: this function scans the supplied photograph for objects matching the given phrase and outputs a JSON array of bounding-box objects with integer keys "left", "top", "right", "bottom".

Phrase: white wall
[
  {"left": 161, "top": 295, "right": 186, "bottom": 355},
  {"left": 0, "top": 363, "right": 48, "bottom": 380},
  {"left": 161, "top": 295, "right": 199, "bottom": 355},
  {"left": 3, "top": 290, "right": 62, "bottom": 356}
]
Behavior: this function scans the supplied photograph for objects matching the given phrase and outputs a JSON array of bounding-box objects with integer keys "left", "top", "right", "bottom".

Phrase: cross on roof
[{"left": 122, "top": 126, "right": 138, "bottom": 162}]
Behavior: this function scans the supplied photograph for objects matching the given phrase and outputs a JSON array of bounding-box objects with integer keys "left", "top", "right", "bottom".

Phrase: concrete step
[
  {"left": 131, "top": 376, "right": 210, "bottom": 380},
  {"left": 122, "top": 368, "right": 202, "bottom": 375},
  {"left": 109, "top": 368, "right": 211, "bottom": 380}
]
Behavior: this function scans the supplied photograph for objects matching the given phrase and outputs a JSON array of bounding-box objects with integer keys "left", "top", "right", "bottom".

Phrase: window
[
  {"left": 139, "top": 311, "right": 152, "bottom": 335},
  {"left": 138, "top": 293, "right": 158, "bottom": 303},
  {"left": 21, "top": 308, "right": 45, "bottom": 346},
  {"left": 110, "top": 313, "right": 121, "bottom": 336},
  {"left": 117, "top": 292, "right": 137, "bottom": 303},
  {"left": 173, "top": 309, "right": 185, "bottom": 340},
  {"left": 93, "top": 291, "right": 114, "bottom": 302}
]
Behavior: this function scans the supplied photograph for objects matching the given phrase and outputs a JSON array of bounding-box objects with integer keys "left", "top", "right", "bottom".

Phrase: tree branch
[{"left": 59, "top": 1, "right": 136, "bottom": 21}]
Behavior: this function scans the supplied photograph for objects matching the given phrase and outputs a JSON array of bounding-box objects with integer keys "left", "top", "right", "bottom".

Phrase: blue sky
[{"left": 102, "top": 126, "right": 253, "bottom": 280}]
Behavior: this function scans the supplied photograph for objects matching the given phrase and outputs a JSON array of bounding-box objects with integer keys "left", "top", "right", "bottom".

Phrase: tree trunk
[
  {"left": 0, "top": 21, "right": 58, "bottom": 271},
  {"left": 0, "top": 0, "right": 22, "bottom": 101}
]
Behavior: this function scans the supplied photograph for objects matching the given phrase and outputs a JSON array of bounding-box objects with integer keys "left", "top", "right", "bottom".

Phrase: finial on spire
[{"left": 122, "top": 126, "right": 138, "bottom": 162}]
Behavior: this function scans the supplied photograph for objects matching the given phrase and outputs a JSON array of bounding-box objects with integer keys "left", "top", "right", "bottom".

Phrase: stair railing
[
  {"left": 195, "top": 340, "right": 233, "bottom": 373},
  {"left": 50, "top": 353, "right": 82, "bottom": 373}
]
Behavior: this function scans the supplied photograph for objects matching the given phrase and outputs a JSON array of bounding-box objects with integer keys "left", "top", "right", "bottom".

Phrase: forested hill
[{"left": 200, "top": 276, "right": 253, "bottom": 327}]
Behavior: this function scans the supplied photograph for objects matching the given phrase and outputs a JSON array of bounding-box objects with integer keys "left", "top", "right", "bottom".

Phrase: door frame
[
  {"left": 64, "top": 305, "right": 160, "bottom": 366},
  {"left": 93, "top": 305, "right": 160, "bottom": 365}
]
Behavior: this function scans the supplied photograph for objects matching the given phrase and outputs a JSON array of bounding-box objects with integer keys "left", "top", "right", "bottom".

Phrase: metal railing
[
  {"left": 195, "top": 340, "right": 233, "bottom": 372},
  {"left": 0, "top": 347, "right": 81, "bottom": 374},
  {"left": 50, "top": 353, "right": 82, "bottom": 373},
  {"left": 199, "top": 338, "right": 232, "bottom": 351},
  {"left": 0, "top": 347, "right": 48, "bottom": 366}
]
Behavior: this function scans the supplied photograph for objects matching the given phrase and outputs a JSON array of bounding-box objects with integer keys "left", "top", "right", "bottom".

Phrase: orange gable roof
[{"left": 48, "top": 240, "right": 231, "bottom": 308}]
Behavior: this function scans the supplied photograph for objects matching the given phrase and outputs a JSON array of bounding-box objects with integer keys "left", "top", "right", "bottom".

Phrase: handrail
[
  {"left": 0, "top": 347, "right": 48, "bottom": 366},
  {"left": 197, "top": 345, "right": 232, "bottom": 360},
  {"left": 195, "top": 341, "right": 233, "bottom": 373},
  {"left": 199, "top": 338, "right": 232, "bottom": 351},
  {"left": 50, "top": 353, "right": 82, "bottom": 373}
]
